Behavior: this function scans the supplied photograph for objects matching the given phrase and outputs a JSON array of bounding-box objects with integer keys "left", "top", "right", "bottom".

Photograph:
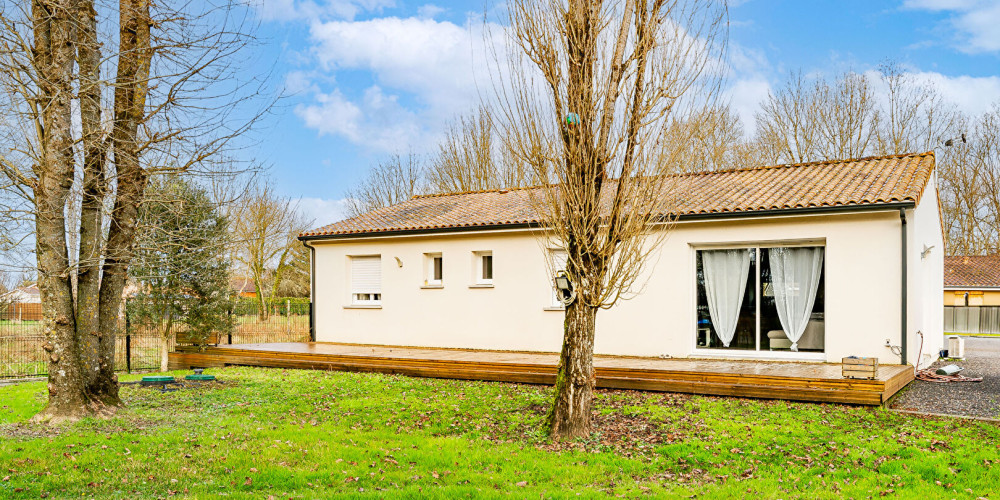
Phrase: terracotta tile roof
[
  {"left": 302, "top": 151, "right": 936, "bottom": 239},
  {"left": 945, "top": 256, "right": 1000, "bottom": 288},
  {"left": 229, "top": 276, "right": 256, "bottom": 294}
]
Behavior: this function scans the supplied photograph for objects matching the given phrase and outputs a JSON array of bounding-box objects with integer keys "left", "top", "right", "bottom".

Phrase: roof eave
[{"left": 298, "top": 201, "right": 916, "bottom": 242}]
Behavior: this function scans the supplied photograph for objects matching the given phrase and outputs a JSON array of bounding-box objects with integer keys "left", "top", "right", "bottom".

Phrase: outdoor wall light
[
  {"left": 555, "top": 274, "right": 571, "bottom": 292},
  {"left": 555, "top": 271, "right": 576, "bottom": 306}
]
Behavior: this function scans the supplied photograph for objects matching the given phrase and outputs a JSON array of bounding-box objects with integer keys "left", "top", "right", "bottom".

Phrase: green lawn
[{"left": 1, "top": 368, "right": 998, "bottom": 499}]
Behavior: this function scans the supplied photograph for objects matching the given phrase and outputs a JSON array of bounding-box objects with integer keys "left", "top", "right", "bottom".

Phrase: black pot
[{"left": 939, "top": 349, "right": 949, "bottom": 358}]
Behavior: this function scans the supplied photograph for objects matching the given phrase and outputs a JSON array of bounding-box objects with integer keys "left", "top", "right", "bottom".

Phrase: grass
[{"left": 1, "top": 367, "right": 999, "bottom": 499}]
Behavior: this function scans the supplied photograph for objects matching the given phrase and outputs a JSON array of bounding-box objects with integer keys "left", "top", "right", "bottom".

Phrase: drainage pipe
[
  {"left": 899, "top": 208, "right": 908, "bottom": 365},
  {"left": 303, "top": 239, "right": 317, "bottom": 342}
]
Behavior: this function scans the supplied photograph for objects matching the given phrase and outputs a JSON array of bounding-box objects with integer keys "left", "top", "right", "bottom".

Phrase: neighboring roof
[
  {"left": 945, "top": 256, "right": 1000, "bottom": 289},
  {"left": 302, "top": 151, "right": 936, "bottom": 240},
  {"left": 230, "top": 276, "right": 256, "bottom": 294}
]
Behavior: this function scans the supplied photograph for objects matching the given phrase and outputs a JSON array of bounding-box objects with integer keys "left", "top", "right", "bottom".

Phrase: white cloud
[
  {"left": 417, "top": 4, "right": 446, "bottom": 19},
  {"left": 295, "top": 16, "right": 508, "bottom": 152},
  {"left": 296, "top": 85, "right": 427, "bottom": 151},
  {"left": 253, "top": 0, "right": 395, "bottom": 22},
  {"left": 907, "top": 71, "right": 1000, "bottom": 117},
  {"left": 902, "top": 0, "right": 1000, "bottom": 53},
  {"left": 727, "top": 78, "right": 771, "bottom": 134},
  {"left": 297, "top": 197, "right": 352, "bottom": 227}
]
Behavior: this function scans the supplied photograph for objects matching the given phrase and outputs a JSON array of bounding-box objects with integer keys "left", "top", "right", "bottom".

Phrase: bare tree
[
  {"left": 344, "top": 153, "right": 425, "bottom": 218},
  {"left": 427, "top": 105, "right": 526, "bottom": 192},
  {"left": 230, "top": 182, "right": 305, "bottom": 319},
  {"left": 754, "top": 66, "right": 957, "bottom": 164},
  {"left": 875, "top": 61, "right": 958, "bottom": 156},
  {"left": 754, "top": 72, "right": 823, "bottom": 164},
  {"left": 498, "top": 0, "right": 726, "bottom": 438},
  {"left": 815, "top": 71, "right": 879, "bottom": 160},
  {"left": 939, "top": 107, "right": 1000, "bottom": 255},
  {"left": 662, "top": 104, "right": 745, "bottom": 172},
  {"left": 0, "top": 0, "right": 268, "bottom": 421}
]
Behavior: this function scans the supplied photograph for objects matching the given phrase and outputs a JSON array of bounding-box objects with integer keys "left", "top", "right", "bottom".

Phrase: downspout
[
  {"left": 302, "top": 240, "right": 316, "bottom": 342},
  {"left": 899, "top": 208, "right": 908, "bottom": 365}
]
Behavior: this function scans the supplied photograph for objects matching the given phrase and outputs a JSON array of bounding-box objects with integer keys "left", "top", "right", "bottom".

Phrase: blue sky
[{"left": 245, "top": 0, "right": 1000, "bottom": 227}]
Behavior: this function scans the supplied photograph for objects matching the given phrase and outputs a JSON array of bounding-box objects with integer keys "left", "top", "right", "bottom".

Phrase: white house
[
  {"left": 2, "top": 284, "right": 40, "bottom": 304},
  {"left": 300, "top": 152, "right": 944, "bottom": 369}
]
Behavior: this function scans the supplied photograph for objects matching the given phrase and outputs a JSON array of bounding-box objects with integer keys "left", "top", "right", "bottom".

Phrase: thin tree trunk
[
  {"left": 76, "top": 0, "right": 107, "bottom": 394},
  {"left": 546, "top": 299, "right": 596, "bottom": 438},
  {"left": 92, "top": 0, "right": 153, "bottom": 403},
  {"left": 159, "top": 313, "right": 173, "bottom": 372},
  {"left": 254, "top": 274, "right": 268, "bottom": 321}
]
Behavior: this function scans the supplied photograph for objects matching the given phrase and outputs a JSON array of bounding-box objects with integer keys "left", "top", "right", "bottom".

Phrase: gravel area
[{"left": 890, "top": 336, "right": 1000, "bottom": 418}]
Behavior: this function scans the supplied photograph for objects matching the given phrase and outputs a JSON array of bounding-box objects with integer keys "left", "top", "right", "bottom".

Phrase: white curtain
[
  {"left": 769, "top": 247, "right": 824, "bottom": 351},
  {"left": 702, "top": 249, "right": 752, "bottom": 347}
]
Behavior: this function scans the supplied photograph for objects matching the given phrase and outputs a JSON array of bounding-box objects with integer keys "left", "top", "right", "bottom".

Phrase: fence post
[
  {"left": 125, "top": 299, "right": 132, "bottom": 373},
  {"left": 228, "top": 303, "right": 233, "bottom": 345},
  {"left": 309, "top": 302, "right": 315, "bottom": 342}
]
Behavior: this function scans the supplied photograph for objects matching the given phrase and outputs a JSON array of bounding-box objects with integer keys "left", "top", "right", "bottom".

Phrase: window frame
[
  {"left": 691, "top": 241, "right": 826, "bottom": 360},
  {"left": 473, "top": 251, "right": 494, "bottom": 286},
  {"left": 349, "top": 255, "right": 382, "bottom": 306},
  {"left": 423, "top": 252, "right": 444, "bottom": 287}
]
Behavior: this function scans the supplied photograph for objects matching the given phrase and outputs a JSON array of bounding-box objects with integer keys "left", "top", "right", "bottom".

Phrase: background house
[
  {"left": 943, "top": 255, "right": 1000, "bottom": 334},
  {"left": 230, "top": 276, "right": 257, "bottom": 298},
  {"left": 1, "top": 284, "right": 42, "bottom": 321},
  {"left": 944, "top": 255, "right": 1000, "bottom": 306},
  {"left": 302, "top": 152, "right": 944, "bottom": 368}
]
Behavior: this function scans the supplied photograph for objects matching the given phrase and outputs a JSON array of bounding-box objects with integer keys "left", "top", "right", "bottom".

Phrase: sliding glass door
[{"left": 696, "top": 245, "right": 825, "bottom": 354}]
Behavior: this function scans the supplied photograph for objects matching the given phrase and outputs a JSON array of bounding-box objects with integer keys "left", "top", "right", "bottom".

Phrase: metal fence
[
  {"left": 944, "top": 306, "right": 1000, "bottom": 335},
  {"left": 0, "top": 298, "right": 310, "bottom": 380}
]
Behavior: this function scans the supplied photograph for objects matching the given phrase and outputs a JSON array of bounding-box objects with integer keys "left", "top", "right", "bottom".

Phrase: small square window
[
  {"left": 474, "top": 251, "right": 493, "bottom": 285},
  {"left": 424, "top": 253, "right": 443, "bottom": 286}
]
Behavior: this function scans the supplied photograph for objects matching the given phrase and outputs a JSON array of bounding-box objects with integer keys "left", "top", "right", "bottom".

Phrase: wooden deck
[{"left": 169, "top": 342, "right": 914, "bottom": 405}]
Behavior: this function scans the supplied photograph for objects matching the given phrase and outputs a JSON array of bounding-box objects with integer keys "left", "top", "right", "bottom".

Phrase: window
[
  {"left": 696, "top": 245, "right": 825, "bottom": 353},
  {"left": 350, "top": 255, "right": 381, "bottom": 305},
  {"left": 550, "top": 249, "right": 567, "bottom": 307},
  {"left": 424, "top": 253, "right": 443, "bottom": 286},
  {"left": 474, "top": 251, "right": 493, "bottom": 285}
]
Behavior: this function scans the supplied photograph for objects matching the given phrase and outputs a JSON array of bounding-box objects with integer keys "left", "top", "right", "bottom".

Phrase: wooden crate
[{"left": 842, "top": 357, "right": 878, "bottom": 379}]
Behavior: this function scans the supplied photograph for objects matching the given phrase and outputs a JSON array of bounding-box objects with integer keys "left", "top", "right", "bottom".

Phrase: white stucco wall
[
  {"left": 311, "top": 197, "right": 943, "bottom": 367},
  {"left": 907, "top": 173, "right": 945, "bottom": 369}
]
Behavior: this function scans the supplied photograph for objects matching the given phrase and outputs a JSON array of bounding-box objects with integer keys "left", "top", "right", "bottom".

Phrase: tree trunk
[
  {"left": 159, "top": 313, "right": 173, "bottom": 372},
  {"left": 31, "top": 0, "right": 93, "bottom": 423},
  {"left": 254, "top": 275, "right": 268, "bottom": 321},
  {"left": 90, "top": 0, "right": 153, "bottom": 404},
  {"left": 76, "top": 0, "right": 108, "bottom": 396},
  {"left": 546, "top": 299, "right": 597, "bottom": 439}
]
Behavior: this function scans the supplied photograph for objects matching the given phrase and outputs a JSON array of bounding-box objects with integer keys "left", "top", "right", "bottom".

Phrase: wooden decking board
[{"left": 169, "top": 342, "right": 913, "bottom": 406}]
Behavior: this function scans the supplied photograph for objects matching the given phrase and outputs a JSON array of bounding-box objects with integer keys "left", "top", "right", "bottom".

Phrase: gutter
[
  {"left": 899, "top": 208, "right": 908, "bottom": 365},
  {"left": 302, "top": 239, "right": 316, "bottom": 342},
  {"left": 298, "top": 202, "right": 917, "bottom": 242}
]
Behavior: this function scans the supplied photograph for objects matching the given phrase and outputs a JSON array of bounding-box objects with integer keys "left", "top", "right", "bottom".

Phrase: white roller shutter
[
  {"left": 551, "top": 250, "right": 568, "bottom": 273},
  {"left": 351, "top": 256, "right": 381, "bottom": 294},
  {"left": 550, "top": 250, "right": 567, "bottom": 306}
]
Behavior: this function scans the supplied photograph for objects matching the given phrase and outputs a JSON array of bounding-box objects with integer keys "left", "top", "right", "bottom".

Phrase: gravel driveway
[{"left": 890, "top": 336, "right": 1000, "bottom": 418}]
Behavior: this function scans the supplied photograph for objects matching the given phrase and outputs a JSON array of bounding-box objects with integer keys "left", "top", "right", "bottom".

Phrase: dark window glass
[
  {"left": 433, "top": 256, "right": 443, "bottom": 281},
  {"left": 483, "top": 255, "right": 493, "bottom": 280},
  {"left": 695, "top": 246, "right": 825, "bottom": 353}
]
